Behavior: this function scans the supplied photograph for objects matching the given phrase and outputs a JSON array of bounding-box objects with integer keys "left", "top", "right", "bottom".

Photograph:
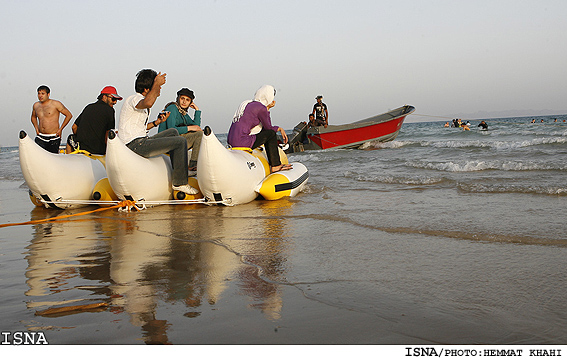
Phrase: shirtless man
[{"left": 31, "top": 85, "right": 73, "bottom": 153}]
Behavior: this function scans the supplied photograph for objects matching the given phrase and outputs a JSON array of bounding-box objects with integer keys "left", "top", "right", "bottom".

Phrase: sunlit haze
[{"left": 1, "top": 0, "right": 566, "bottom": 146}]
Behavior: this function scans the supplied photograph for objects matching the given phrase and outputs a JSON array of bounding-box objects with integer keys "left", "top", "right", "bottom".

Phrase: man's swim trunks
[
  {"left": 66, "top": 133, "right": 79, "bottom": 152},
  {"left": 35, "top": 133, "right": 61, "bottom": 154}
]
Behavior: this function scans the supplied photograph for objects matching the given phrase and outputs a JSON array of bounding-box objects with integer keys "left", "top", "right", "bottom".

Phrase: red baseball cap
[{"left": 100, "top": 86, "right": 123, "bottom": 100}]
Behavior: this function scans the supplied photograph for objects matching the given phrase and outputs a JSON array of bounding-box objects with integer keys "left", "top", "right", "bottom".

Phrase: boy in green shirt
[{"left": 158, "top": 88, "right": 203, "bottom": 171}]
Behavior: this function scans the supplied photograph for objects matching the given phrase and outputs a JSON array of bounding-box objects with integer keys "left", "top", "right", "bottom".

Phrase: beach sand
[{"left": 2, "top": 179, "right": 567, "bottom": 345}]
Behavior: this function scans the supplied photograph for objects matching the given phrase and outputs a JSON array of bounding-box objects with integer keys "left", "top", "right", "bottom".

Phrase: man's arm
[
  {"left": 136, "top": 72, "right": 167, "bottom": 110},
  {"left": 56, "top": 102, "right": 73, "bottom": 137},
  {"left": 72, "top": 112, "right": 82, "bottom": 134},
  {"left": 190, "top": 103, "right": 202, "bottom": 128},
  {"left": 104, "top": 111, "right": 115, "bottom": 144},
  {"left": 147, "top": 112, "right": 169, "bottom": 130},
  {"left": 31, "top": 104, "right": 40, "bottom": 134}
]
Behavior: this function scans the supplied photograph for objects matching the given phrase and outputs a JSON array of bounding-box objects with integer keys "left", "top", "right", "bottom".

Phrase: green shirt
[{"left": 158, "top": 103, "right": 201, "bottom": 135}]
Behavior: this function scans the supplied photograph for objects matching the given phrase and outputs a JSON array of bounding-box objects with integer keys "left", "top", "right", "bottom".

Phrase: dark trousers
[
  {"left": 252, "top": 129, "right": 281, "bottom": 167},
  {"left": 126, "top": 128, "right": 188, "bottom": 186},
  {"left": 181, "top": 130, "right": 203, "bottom": 168}
]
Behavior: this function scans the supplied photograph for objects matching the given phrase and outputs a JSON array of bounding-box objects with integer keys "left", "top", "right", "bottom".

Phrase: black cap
[{"left": 177, "top": 88, "right": 195, "bottom": 99}]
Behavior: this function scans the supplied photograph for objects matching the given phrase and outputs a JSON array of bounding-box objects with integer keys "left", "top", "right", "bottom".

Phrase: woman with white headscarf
[{"left": 228, "top": 85, "right": 291, "bottom": 173}]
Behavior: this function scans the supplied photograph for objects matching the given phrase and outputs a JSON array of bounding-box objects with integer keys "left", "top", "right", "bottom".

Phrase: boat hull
[
  {"left": 286, "top": 105, "right": 415, "bottom": 153},
  {"left": 105, "top": 130, "right": 173, "bottom": 202},
  {"left": 198, "top": 127, "right": 308, "bottom": 205},
  {"left": 18, "top": 130, "right": 107, "bottom": 209}
]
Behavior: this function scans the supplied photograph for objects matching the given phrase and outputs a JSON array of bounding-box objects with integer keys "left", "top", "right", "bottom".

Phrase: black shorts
[
  {"left": 35, "top": 134, "right": 61, "bottom": 153},
  {"left": 66, "top": 134, "right": 79, "bottom": 152}
]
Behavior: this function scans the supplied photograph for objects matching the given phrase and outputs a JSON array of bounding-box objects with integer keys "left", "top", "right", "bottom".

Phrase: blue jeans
[{"left": 126, "top": 128, "right": 188, "bottom": 186}]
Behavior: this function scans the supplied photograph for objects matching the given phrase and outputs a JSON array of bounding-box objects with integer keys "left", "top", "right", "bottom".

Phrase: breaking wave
[
  {"left": 459, "top": 183, "right": 567, "bottom": 196},
  {"left": 407, "top": 160, "right": 567, "bottom": 172},
  {"left": 344, "top": 171, "right": 446, "bottom": 185},
  {"left": 361, "top": 140, "right": 415, "bottom": 149}
]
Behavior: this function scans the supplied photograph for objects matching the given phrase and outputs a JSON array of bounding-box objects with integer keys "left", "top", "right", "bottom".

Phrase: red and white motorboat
[{"left": 285, "top": 105, "right": 415, "bottom": 153}]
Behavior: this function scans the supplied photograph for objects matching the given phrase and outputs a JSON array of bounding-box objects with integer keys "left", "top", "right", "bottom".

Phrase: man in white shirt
[{"left": 118, "top": 69, "right": 198, "bottom": 195}]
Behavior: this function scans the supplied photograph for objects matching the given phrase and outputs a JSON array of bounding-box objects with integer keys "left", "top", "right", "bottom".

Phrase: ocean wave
[
  {"left": 0, "top": 174, "right": 24, "bottom": 181},
  {"left": 489, "top": 137, "right": 567, "bottom": 150},
  {"left": 343, "top": 171, "right": 446, "bottom": 185},
  {"left": 408, "top": 159, "right": 567, "bottom": 172},
  {"left": 287, "top": 153, "right": 323, "bottom": 163},
  {"left": 360, "top": 140, "right": 415, "bottom": 149},
  {"left": 518, "top": 128, "right": 567, "bottom": 137},
  {"left": 458, "top": 183, "right": 567, "bottom": 196},
  {"left": 393, "top": 137, "right": 567, "bottom": 151}
]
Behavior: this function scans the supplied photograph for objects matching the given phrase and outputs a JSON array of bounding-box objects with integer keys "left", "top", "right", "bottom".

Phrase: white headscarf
[{"left": 233, "top": 85, "right": 276, "bottom": 123}]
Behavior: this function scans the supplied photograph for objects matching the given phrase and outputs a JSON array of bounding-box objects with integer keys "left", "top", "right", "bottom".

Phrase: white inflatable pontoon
[
  {"left": 19, "top": 130, "right": 108, "bottom": 209},
  {"left": 18, "top": 126, "right": 307, "bottom": 210},
  {"left": 197, "top": 126, "right": 309, "bottom": 205}
]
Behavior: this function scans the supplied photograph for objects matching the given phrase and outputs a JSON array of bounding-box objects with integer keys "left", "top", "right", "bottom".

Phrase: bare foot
[{"left": 271, "top": 164, "right": 293, "bottom": 173}]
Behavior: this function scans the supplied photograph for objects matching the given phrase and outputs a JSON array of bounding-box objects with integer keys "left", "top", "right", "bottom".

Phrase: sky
[{"left": 1, "top": 0, "right": 567, "bottom": 146}]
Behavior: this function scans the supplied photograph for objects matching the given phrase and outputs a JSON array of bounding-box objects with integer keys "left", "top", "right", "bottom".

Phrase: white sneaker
[{"left": 172, "top": 184, "right": 199, "bottom": 195}]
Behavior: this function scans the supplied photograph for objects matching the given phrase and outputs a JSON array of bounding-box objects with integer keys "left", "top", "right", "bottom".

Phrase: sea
[{"left": 0, "top": 115, "right": 566, "bottom": 351}]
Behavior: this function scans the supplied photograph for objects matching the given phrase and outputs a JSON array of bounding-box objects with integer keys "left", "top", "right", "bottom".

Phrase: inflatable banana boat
[
  {"left": 19, "top": 130, "right": 111, "bottom": 209},
  {"left": 19, "top": 126, "right": 306, "bottom": 209},
  {"left": 104, "top": 130, "right": 201, "bottom": 206},
  {"left": 197, "top": 126, "right": 309, "bottom": 205}
]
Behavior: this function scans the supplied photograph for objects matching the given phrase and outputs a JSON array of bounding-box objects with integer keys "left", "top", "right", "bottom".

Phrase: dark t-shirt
[
  {"left": 313, "top": 102, "right": 327, "bottom": 120},
  {"left": 75, "top": 100, "right": 115, "bottom": 154}
]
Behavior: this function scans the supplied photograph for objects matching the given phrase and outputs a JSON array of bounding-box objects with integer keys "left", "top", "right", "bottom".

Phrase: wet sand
[{"left": 1, "top": 180, "right": 567, "bottom": 345}]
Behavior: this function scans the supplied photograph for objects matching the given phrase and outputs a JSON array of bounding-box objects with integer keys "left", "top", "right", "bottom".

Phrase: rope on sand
[
  {"left": 0, "top": 198, "right": 225, "bottom": 228},
  {"left": 0, "top": 200, "right": 138, "bottom": 228}
]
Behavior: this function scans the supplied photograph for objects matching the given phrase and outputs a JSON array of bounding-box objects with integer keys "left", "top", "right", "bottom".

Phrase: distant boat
[{"left": 285, "top": 105, "right": 415, "bottom": 153}]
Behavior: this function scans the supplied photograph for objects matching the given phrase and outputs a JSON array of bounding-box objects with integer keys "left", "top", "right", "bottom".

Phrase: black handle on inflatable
[
  {"left": 204, "top": 126, "right": 211, "bottom": 136},
  {"left": 20, "top": 130, "right": 27, "bottom": 139},
  {"left": 108, "top": 130, "right": 116, "bottom": 140}
]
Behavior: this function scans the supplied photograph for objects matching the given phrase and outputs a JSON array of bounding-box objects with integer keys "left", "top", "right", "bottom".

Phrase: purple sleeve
[{"left": 258, "top": 106, "right": 279, "bottom": 132}]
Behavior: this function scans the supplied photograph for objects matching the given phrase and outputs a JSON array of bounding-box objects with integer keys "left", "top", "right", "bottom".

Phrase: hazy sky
[{"left": 1, "top": 0, "right": 566, "bottom": 146}]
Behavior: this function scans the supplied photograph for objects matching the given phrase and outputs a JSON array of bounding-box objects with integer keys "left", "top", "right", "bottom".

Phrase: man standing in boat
[
  {"left": 31, "top": 85, "right": 73, "bottom": 153},
  {"left": 66, "top": 86, "right": 123, "bottom": 154},
  {"left": 312, "top": 95, "right": 328, "bottom": 128},
  {"left": 118, "top": 69, "right": 198, "bottom": 195}
]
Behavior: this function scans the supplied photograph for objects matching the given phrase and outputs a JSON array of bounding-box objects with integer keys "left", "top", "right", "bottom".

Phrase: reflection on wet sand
[
  {"left": 234, "top": 200, "right": 293, "bottom": 321},
  {"left": 24, "top": 199, "right": 295, "bottom": 343}
]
